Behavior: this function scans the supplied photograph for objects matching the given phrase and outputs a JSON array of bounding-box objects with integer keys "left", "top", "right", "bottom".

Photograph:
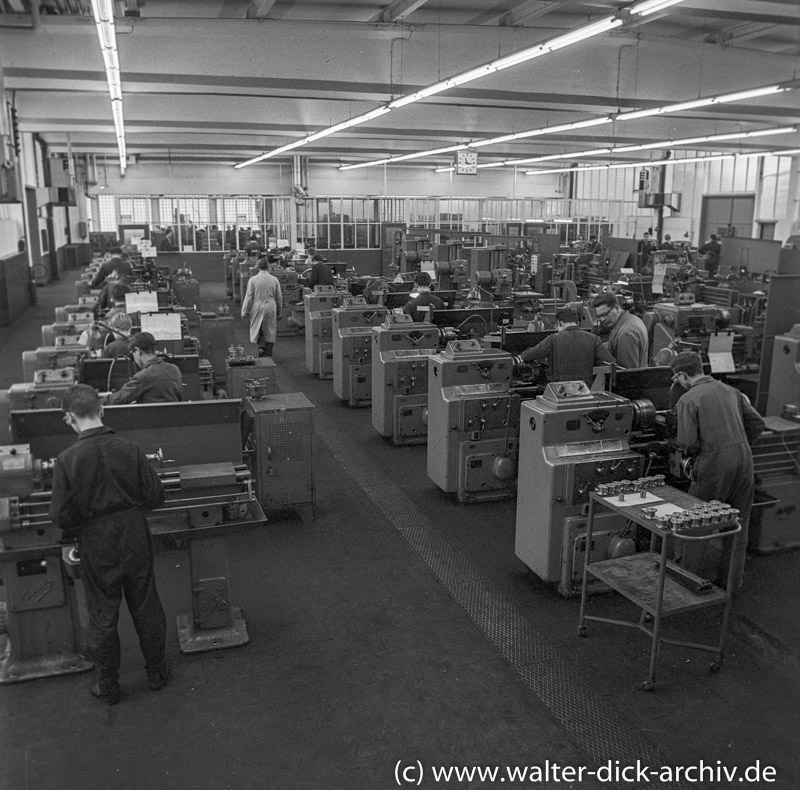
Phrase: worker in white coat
[{"left": 241, "top": 258, "right": 283, "bottom": 357}]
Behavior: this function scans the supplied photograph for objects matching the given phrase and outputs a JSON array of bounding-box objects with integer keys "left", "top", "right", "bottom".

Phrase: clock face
[{"left": 456, "top": 150, "right": 478, "bottom": 174}]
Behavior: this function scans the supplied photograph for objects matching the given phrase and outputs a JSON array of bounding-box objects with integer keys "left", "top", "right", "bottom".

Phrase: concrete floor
[{"left": 0, "top": 268, "right": 798, "bottom": 790}]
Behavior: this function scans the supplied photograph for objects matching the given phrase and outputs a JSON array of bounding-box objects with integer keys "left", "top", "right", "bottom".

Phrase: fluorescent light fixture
[
  {"left": 306, "top": 107, "right": 391, "bottom": 142},
  {"left": 340, "top": 158, "right": 394, "bottom": 171},
  {"left": 339, "top": 143, "right": 468, "bottom": 171},
  {"left": 716, "top": 85, "right": 786, "bottom": 103},
  {"left": 91, "top": 0, "right": 126, "bottom": 174},
  {"left": 239, "top": 8, "right": 644, "bottom": 167},
  {"left": 236, "top": 107, "right": 390, "bottom": 167},
  {"left": 435, "top": 166, "right": 455, "bottom": 173},
  {"left": 630, "top": 0, "right": 687, "bottom": 16},
  {"left": 543, "top": 17, "right": 624, "bottom": 53},
  {"left": 490, "top": 46, "right": 548, "bottom": 72},
  {"left": 511, "top": 116, "right": 614, "bottom": 141},
  {"left": 525, "top": 153, "right": 739, "bottom": 176},
  {"left": 618, "top": 84, "right": 787, "bottom": 122},
  {"left": 447, "top": 65, "right": 496, "bottom": 87}
]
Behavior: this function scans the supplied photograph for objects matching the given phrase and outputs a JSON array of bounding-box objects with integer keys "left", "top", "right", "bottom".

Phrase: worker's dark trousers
[
  {"left": 258, "top": 320, "right": 274, "bottom": 357},
  {"left": 678, "top": 445, "right": 754, "bottom": 589},
  {"left": 80, "top": 509, "right": 167, "bottom": 692}
]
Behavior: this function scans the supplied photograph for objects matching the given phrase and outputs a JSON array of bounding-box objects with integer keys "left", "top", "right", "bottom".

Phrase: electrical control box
[
  {"left": 371, "top": 314, "right": 439, "bottom": 445},
  {"left": 766, "top": 325, "right": 800, "bottom": 416},
  {"left": 242, "top": 392, "right": 315, "bottom": 523},
  {"left": 272, "top": 270, "right": 303, "bottom": 336},
  {"left": 426, "top": 340, "right": 519, "bottom": 502},
  {"left": 198, "top": 312, "right": 234, "bottom": 383},
  {"left": 22, "top": 346, "right": 90, "bottom": 383},
  {"left": 332, "top": 298, "right": 388, "bottom": 407},
  {"left": 41, "top": 318, "right": 93, "bottom": 347},
  {"left": 225, "top": 357, "right": 278, "bottom": 399},
  {"left": 515, "top": 384, "right": 643, "bottom": 595},
  {"left": 173, "top": 277, "right": 201, "bottom": 309},
  {"left": 306, "top": 309, "right": 333, "bottom": 378},
  {"left": 304, "top": 287, "right": 342, "bottom": 375}
]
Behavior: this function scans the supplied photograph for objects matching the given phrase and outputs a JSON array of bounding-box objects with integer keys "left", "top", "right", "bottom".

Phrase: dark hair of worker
[
  {"left": 670, "top": 350, "right": 703, "bottom": 377},
  {"left": 555, "top": 307, "right": 580, "bottom": 325},
  {"left": 111, "top": 283, "right": 131, "bottom": 300},
  {"left": 592, "top": 291, "right": 619, "bottom": 310},
  {"left": 129, "top": 331, "right": 157, "bottom": 355},
  {"left": 61, "top": 383, "right": 102, "bottom": 418},
  {"left": 414, "top": 271, "right": 433, "bottom": 287}
]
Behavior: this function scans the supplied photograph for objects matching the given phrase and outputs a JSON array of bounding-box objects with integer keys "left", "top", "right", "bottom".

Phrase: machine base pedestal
[
  {"left": 0, "top": 649, "right": 93, "bottom": 684},
  {"left": 176, "top": 607, "right": 249, "bottom": 653}
]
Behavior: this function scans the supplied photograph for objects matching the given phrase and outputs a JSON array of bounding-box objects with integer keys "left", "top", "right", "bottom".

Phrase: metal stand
[
  {"left": 0, "top": 548, "right": 93, "bottom": 684},
  {"left": 177, "top": 535, "right": 249, "bottom": 653}
]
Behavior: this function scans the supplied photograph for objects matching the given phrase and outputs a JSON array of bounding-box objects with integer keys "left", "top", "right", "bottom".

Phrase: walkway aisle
[{"left": 0, "top": 272, "right": 797, "bottom": 790}]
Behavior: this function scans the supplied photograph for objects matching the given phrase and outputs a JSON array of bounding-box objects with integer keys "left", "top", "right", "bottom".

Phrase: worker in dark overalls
[
  {"left": 670, "top": 351, "right": 765, "bottom": 589},
  {"left": 49, "top": 384, "right": 169, "bottom": 704}
]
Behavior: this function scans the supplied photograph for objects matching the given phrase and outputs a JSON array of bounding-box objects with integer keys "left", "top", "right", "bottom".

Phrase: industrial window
[
  {"left": 96, "top": 194, "right": 116, "bottom": 233},
  {"left": 89, "top": 192, "right": 649, "bottom": 253},
  {"left": 118, "top": 197, "right": 152, "bottom": 225}
]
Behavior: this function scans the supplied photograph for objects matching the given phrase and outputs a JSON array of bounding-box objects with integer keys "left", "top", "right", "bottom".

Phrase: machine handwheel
[
  {"left": 709, "top": 660, "right": 723, "bottom": 673},
  {"left": 641, "top": 679, "right": 655, "bottom": 692},
  {"left": 578, "top": 626, "right": 588, "bottom": 638}
]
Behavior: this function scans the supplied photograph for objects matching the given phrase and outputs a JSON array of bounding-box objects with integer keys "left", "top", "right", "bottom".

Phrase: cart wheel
[
  {"left": 641, "top": 679, "right": 655, "bottom": 692},
  {"left": 709, "top": 660, "right": 723, "bottom": 673},
  {"left": 578, "top": 626, "right": 588, "bottom": 638}
]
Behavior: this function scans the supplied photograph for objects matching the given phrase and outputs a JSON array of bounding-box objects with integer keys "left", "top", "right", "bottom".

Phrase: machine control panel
[
  {"left": 34, "top": 368, "right": 76, "bottom": 385},
  {"left": 68, "top": 312, "right": 94, "bottom": 324},
  {"left": 384, "top": 314, "right": 414, "bottom": 326},
  {"left": 444, "top": 339, "right": 482, "bottom": 356}
]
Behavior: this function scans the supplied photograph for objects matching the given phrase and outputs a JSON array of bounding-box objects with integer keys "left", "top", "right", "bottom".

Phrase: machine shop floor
[{"left": 1, "top": 273, "right": 799, "bottom": 790}]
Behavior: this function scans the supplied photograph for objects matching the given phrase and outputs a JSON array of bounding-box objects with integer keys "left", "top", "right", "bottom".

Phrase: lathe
[
  {"left": 371, "top": 314, "right": 441, "bottom": 445},
  {"left": 304, "top": 286, "right": 343, "bottom": 377},
  {"left": 0, "top": 401, "right": 268, "bottom": 681},
  {"left": 515, "top": 382, "right": 648, "bottom": 596},
  {"left": 332, "top": 297, "right": 389, "bottom": 408},
  {"left": 426, "top": 340, "right": 520, "bottom": 503}
]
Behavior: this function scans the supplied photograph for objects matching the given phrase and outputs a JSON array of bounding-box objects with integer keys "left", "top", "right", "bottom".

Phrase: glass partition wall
[{"left": 89, "top": 194, "right": 646, "bottom": 251}]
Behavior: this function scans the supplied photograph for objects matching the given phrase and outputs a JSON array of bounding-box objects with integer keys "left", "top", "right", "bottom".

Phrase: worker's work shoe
[
  {"left": 90, "top": 682, "right": 121, "bottom": 706},
  {"left": 147, "top": 664, "right": 170, "bottom": 691}
]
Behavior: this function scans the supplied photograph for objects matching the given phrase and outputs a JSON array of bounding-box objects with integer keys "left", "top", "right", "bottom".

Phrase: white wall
[
  {"left": 94, "top": 160, "right": 562, "bottom": 201},
  {"left": 0, "top": 205, "right": 24, "bottom": 258},
  {"left": 576, "top": 154, "right": 800, "bottom": 245}
]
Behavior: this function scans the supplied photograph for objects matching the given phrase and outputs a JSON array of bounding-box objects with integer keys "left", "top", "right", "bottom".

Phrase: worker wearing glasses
[{"left": 592, "top": 291, "right": 649, "bottom": 369}]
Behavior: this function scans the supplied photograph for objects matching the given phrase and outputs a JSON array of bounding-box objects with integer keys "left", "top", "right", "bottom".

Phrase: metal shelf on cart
[{"left": 586, "top": 552, "right": 729, "bottom": 617}]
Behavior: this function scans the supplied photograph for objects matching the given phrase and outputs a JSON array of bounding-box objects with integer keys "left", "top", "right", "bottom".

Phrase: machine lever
[{"left": 146, "top": 448, "right": 175, "bottom": 467}]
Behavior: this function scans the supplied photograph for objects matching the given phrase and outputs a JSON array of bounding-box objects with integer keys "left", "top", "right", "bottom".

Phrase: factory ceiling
[{"left": 0, "top": 0, "right": 798, "bottom": 174}]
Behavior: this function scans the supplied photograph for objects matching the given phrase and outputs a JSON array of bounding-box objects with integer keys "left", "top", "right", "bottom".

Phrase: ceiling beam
[
  {"left": 467, "top": 0, "right": 562, "bottom": 27},
  {"left": 246, "top": 0, "right": 277, "bottom": 18},
  {"left": 368, "top": 0, "right": 430, "bottom": 23}
]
